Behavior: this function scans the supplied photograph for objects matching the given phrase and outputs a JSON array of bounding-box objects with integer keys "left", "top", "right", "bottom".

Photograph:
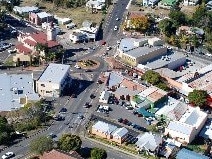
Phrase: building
[
  {"left": 36, "top": 63, "right": 71, "bottom": 98},
  {"left": 69, "top": 32, "right": 88, "bottom": 44},
  {"left": 29, "top": 12, "right": 54, "bottom": 26},
  {"left": 13, "top": 6, "right": 39, "bottom": 15},
  {"left": 14, "top": 26, "right": 60, "bottom": 65},
  {"left": 143, "top": 0, "right": 160, "bottom": 6},
  {"left": 165, "top": 107, "right": 208, "bottom": 144},
  {"left": 111, "top": 127, "right": 128, "bottom": 144},
  {"left": 117, "top": 37, "right": 167, "bottom": 66},
  {"left": 86, "top": 0, "right": 105, "bottom": 10},
  {"left": 54, "top": 15, "right": 71, "bottom": 25},
  {"left": 135, "top": 132, "right": 162, "bottom": 155},
  {"left": 158, "top": 0, "right": 178, "bottom": 9},
  {"left": 41, "top": 149, "right": 83, "bottom": 159},
  {"left": 183, "top": 0, "right": 199, "bottom": 6},
  {"left": 176, "top": 148, "right": 210, "bottom": 159},
  {"left": 99, "top": 91, "right": 111, "bottom": 103},
  {"left": 176, "top": 26, "right": 204, "bottom": 37},
  {"left": 91, "top": 121, "right": 117, "bottom": 139},
  {"left": 0, "top": 73, "right": 40, "bottom": 111}
]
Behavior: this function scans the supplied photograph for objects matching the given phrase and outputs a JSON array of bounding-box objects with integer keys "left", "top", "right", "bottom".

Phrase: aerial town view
[{"left": 0, "top": 0, "right": 212, "bottom": 159}]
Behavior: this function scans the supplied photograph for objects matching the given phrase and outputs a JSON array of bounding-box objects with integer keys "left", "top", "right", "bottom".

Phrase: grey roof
[
  {"left": 176, "top": 148, "right": 210, "bottom": 159},
  {"left": 167, "top": 121, "right": 193, "bottom": 135},
  {"left": 115, "top": 87, "right": 141, "bottom": 97},
  {"left": 0, "top": 73, "right": 40, "bottom": 111},
  {"left": 185, "top": 110, "right": 199, "bottom": 125},
  {"left": 13, "top": 6, "right": 39, "bottom": 13},
  {"left": 112, "top": 127, "right": 128, "bottom": 138},
  {"left": 38, "top": 63, "right": 70, "bottom": 84},
  {"left": 145, "top": 52, "right": 186, "bottom": 69},
  {"left": 37, "top": 12, "right": 52, "bottom": 19},
  {"left": 136, "top": 132, "right": 162, "bottom": 151},
  {"left": 107, "top": 72, "right": 124, "bottom": 88},
  {"left": 119, "top": 38, "right": 147, "bottom": 52},
  {"left": 92, "top": 121, "right": 117, "bottom": 134}
]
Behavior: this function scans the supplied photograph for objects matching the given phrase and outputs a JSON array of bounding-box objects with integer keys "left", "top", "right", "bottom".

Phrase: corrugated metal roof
[
  {"left": 112, "top": 127, "right": 128, "bottom": 138},
  {"left": 92, "top": 121, "right": 117, "bottom": 134},
  {"left": 176, "top": 148, "right": 210, "bottom": 159},
  {"left": 37, "top": 12, "right": 52, "bottom": 19},
  {"left": 167, "top": 121, "right": 193, "bottom": 135}
]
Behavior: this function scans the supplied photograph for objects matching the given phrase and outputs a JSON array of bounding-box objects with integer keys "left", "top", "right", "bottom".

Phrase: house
[
  {"left": 36, "top": 63, "right": 72, "bottom": 98},
  {"left": 86, "top": 0, "right": 105, "bottom": 10},
  {"left": 143, "top": 0, "right": 160, "bottom": 6},
  {"left": 13, "top": 25, "right": 61, "bottom": 65},
  {"left": 117, "top": 37, "right": 167, "bottom": 66},
  {"left": 29, "top": 12, "right": 54, "bottom": 26},
  {"left": 176, "top": 148, "right": 210, "bottom": 159},
  {"left": 164, "top": 107, "right": 208, "bottom": 144},
  {"left": 111, "top": 127, "right": 128, "bottom": 144},
  {"left": 183, "top": 0, "right": 199, "bottom": 6},
  {"left": 158, "top": 0, "right": 178, "bottom": 9},
  {"left": 135, "top": 132, "right": 162, "bottom": 155},
  {"left": 13, "top": 6, "right": 39, "bottom": 15},
  {"left": 99, "top": 91, "right": 111, "bottom": 103},
  {"left": 40, "top": 149, "right": 83, "bottom": 159},
  {"left": 0, "top": 73, "right": 40, "bottom": 111},
  {"left": 91, "top": 121, "right": 117, "bottom": 139}
]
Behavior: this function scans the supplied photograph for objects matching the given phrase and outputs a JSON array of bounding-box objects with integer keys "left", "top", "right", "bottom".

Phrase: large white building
[{"left": 36, "top": 63, "right": 71, "bottom": 98}]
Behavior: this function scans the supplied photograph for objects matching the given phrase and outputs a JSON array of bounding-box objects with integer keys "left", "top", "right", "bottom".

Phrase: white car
[
  {"left": 114, "top": 26, "right": 118, "bottom": 31},
  {"left": 106, "top": 46, "right": 111, "bottom": 51},
  {"left": 74, "top": 65, "right": 81, "bottom": 69},
  {"left": 206, "top": 53, "right": 212, "bottom": 57},
  {"left": 8, "top": 49, "right": 16, "bottom": 54},
  {"left": 2, "top": 152, "right": 15, "bottom": 159},
  {"left": 116, "top": 18, "right": 119, "bottom": 21}
]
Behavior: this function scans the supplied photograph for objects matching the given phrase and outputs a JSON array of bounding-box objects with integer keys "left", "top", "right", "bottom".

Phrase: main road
[{"left": 0, "top": 0, "right": 132, "bottom": 159}]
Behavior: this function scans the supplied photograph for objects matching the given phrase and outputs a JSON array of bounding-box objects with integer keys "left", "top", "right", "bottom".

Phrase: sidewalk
[{"left": 83, "top": 136, "right": 146, "bottom": 159}]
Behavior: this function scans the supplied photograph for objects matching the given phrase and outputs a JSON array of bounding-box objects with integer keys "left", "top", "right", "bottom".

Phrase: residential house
[
  {"left": 176, "top": 148, "right": 210, "bottom": 159},
  {"left": 13, "top": 6, "right": 39, "bottom": 15},
  {"left": 164, "top": 107, "right": 208, "bottom": 144},
  {"left": 99, "top": 91, "right": 111, "bottom": 103},
  {"left": 91, "top": 121, "right": 117, "bottom": 139},
  {"left": 135, "top": 132, "right": 162, "bottom": 155},
  {"left": 111, "top": 127, "right": 128, "bottom": 144},
  {"left": 143, "top": 0, "right": 160, "bottom": 6},
  {"left": 86, "top": 0, "right": 105, "bottom": 10},
  {"left": 40, "top": 149, "right": 83, "bottom": 159},
  {"left": 158, "top": 0, "right": 178, "bottom": 9},
  {"left": 29, "top": 12, "right": 54, "bottom": 26},
  {"left": 183, "top": 0, "right": 200, "bottom": 6},
  {"left": 13, "top": 26, "right": 61, "bottom": 65},
  {"left": 36, "top": 63, "right": 72, "bottom": 98},
  {"left": 0, "top": 73, "right": 40, "bottom": 111},
  {"left": 117, "top": 37, "right": 167, "bottom": 66}
]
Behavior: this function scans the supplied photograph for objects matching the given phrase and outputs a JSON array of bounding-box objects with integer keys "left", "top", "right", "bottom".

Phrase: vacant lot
[{"left": 21, "top": 0, "right": 104, "bottom": 26}]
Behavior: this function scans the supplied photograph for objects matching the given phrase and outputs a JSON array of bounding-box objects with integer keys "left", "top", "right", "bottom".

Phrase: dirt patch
[
  {"left": 77, "top": 59, "right": 100, "bottom": 70},
  {"left": 21, "top": 0, "right": 103, "bottom": 26}
]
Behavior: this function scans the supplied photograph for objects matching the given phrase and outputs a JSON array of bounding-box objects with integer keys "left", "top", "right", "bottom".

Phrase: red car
[
  {"left": 101, "top": 41, "right": 106, "bottom": 45},
  {"left": 122, "top": 119, "right": 129, "bottom": 125}
]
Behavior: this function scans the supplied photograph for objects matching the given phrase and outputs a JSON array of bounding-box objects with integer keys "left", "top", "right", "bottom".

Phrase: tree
[
  {"left": 58, "top": 134, "right": 82, "bottom": 152},
  {"left": 129, "top": 16, "right": 150, "bottom": 32},
  {"left": 143, "top": 70, "right": 161, "bottom": 85},
  {"left": 188, "top": 89, "right": 208, "bottom": 107},
  {"left": 0, "top": 116, "right": 14, "bottom": 145},
  {"left": 91, "top": 147, "right": 107, "bottom": 159},
  {"left": 158, "top": 19, "right": 176, "bottom": 37},
  {"left": 30, "top": 136, "right": 53, "bottom": 155},
  {"left": 192, "top": 5, "right": 207, "bottom": 28},
  {"left": 156, "top": 82, "right": 170, "bottom": 91},
  {"left": 169, "top": 10, "right": 187, "bottom": 27}
]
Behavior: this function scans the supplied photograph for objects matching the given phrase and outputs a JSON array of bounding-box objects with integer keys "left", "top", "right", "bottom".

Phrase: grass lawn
[{"left": 21, "top": 0, "right": 104, "bottom": 26}]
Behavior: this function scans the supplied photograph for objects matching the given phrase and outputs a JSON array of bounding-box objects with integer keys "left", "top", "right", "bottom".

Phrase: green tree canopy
[
  {"left": 158, "top": 19, "right": 176, "bottom": 37},
  {"left": 58, "top": 134, "right": 82, "bottom": 152},
  {"left": 91, "top": 147, "right": 107, "bottom": 159},
  {"left": 30, "top": 136, "right": 53, "bottom": 155},
  {"left": 0, "top": 116, "right": 14, "bottom": 145},
  {"left": 143, "top": 70, "right": 161, "bottom": 85},
  {"left": 188, "top": 89, "right": 208, "bottom": 107},
  {"left": 169, "top": 10, "right": 187, "bottom": 27}
]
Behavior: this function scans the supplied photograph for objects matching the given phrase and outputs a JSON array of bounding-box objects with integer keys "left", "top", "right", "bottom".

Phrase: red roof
[
  {"left": 16, "top": 44, "right": 32, "bottom": 54},
  {"left": 47, "top": 40, "right": 60, "bottom": 48},
  {"left": 24, "top": 39, "right": 37, "bottom": 46}
]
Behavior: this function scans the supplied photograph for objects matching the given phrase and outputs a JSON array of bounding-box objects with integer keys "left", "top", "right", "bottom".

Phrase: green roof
[
  {"left": 161, "top": 0, "right": 177, "bottom": 6},
  {"left": 137, "top": 108, "right": 155, "bottom": 117}
]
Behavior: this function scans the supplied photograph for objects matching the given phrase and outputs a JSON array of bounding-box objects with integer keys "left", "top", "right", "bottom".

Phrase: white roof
[
  {"left": 92, "top": 121, "right": 117, "bottom": 134},
  {"left": 112, "top": 127, "right": 128, "bottom": 138},
  {"left": 138, "top": 86, "right": 157, "bottom": 97},
  {"left": 166, "top": 121, "right": 194, "bottom": 135},
  {"left": 38, "top": 63, "right": 70, "bottom": 84},
  {"left": 37, "top": 12, "right": 52, "bottom": 19},
  {"left": 0, "top": 73, "right": 40, "bottom": 111},
  {"left": 13, "top": 6, "right": 38, "bottom": 13}
]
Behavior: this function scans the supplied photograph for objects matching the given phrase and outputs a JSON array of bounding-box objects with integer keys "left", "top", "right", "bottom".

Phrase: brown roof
[
  {"left": 121, "top": 79, "right": 146, "bottom": 91},
  {"left": 16, "top": 44, "right": 32, "bottom": 54},
  {"left": 40, "top": 149, "right": 83, "bottom": 159}
]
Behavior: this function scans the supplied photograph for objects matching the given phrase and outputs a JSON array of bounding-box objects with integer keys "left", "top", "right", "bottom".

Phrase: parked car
[
  {"left": 83, "top": 102, "right": 91, "bottom": 108},
  {"left": 78, "top": 114, "right": 84, "bottom": 119},
  {"left": 2, "top": 152, "right": 15, "bottom": 159},
  {"left": 8, "top": 49, "right": 16, "bottom": 54},
  {"left": 59, "top": 107, "right": 67, "bottom": 113},
  {"left": 122, "top": 119, "right": 129, "bottom": 125},
  {"left": 114, "top": 26, "right": 118, "bottom": 31},
  {"left": 118, "top": 118, "right": 123, "bottom": 123},
  {"left": 74, "top": 65, "right": 81, "bottom": 69},
  {"left": 116, "top": 18, "right": 119, "bottom": 21},
  {"left": 106, "top": 46, "right": 111, "bottom": 51},
  {"left": 90, "top": 94, "right": 95, "bottom": 99},
  {"left": 48, "top": 133, "right": 57, "bottom": 138}
]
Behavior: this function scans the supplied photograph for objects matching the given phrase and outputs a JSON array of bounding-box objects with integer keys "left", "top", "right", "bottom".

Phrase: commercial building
[
  {"left": 36, "top": 63, "right": 71, "bottom": 98},
  {"left": 0, "top": 73, "right": 40, "bottom": 111},
  {"left": 165, "top": 107, "right": 208, "bottom": 144},
  {"left": 117, "top": 37, "right": 167, "bottom": 66}
]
